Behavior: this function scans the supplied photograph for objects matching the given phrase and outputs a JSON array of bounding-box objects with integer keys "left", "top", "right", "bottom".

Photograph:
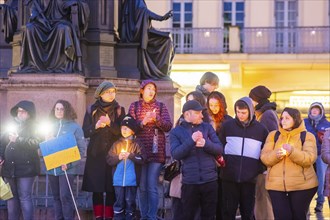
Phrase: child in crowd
[{"left": 107, "top": 115, "right": 145, "bottom": 220}]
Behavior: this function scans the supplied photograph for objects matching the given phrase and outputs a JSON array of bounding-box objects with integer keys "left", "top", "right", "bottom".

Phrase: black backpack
[{"left": 274, "top": 130, "right": 306, "bottom": 145}]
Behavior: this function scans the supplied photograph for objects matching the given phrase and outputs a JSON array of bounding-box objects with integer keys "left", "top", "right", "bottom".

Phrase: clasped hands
[
  {"left": 119, "top": 152, "right": 130, "bottom": 160},
  {"left": 192, "top": 131, "right": 205, "bottom": 147},
  {"left": 8, "top": 132, "right": 18, "bottom": 143},
  {"left": 142, "top": 110, "right": 156, "bottom": 126},
  {"left": 95, "top": 114, "right": 110, "bottom": 129},
  {"left": 276, "top": 143, "right": 292, "bottom": 159}
]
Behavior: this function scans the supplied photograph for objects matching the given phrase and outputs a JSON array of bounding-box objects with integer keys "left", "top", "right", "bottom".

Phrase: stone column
[{"left": 83, "top": 0, "right": 119, "bottom": 77}]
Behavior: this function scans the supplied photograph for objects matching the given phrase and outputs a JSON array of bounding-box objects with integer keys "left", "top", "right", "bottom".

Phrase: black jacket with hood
[
  {"left": 0, "top": 100, "right": 41, "bottom": 178},
  {"left": 219, "top": 97, "right": 269, "bottom": 183}
]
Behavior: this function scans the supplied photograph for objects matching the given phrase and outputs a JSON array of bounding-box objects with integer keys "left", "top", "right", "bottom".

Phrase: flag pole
[{"left": 64, "top": 169, "right": 81, "bottom": 220}]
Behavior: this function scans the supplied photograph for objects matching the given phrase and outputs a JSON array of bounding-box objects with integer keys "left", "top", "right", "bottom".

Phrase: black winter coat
[
  {"left": 82, "top": 101, "right": 125, "bottom": 192},
  {"left": 0, "top": 120, "right": 40, "bottom": 178}
]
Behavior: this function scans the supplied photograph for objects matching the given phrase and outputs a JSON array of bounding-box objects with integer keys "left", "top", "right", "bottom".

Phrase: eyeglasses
[
  {"left": 102, "top": 89, "right": 116, "bottom": 95},
  {"left": 55, "top": 108, "right": 65, "bottom": 112},
  {"left": 17, "top": 109, "right": 28, "bottom": 114}
]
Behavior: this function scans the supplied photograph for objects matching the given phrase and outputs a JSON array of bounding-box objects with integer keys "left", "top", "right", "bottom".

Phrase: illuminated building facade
[{"left": 147, "top": 0, "right": 330, "bottom": 116}]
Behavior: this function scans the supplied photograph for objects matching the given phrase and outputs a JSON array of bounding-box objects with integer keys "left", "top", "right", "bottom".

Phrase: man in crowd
[{"left": 170, "top": 100, "right": 223, "bottom": 220}]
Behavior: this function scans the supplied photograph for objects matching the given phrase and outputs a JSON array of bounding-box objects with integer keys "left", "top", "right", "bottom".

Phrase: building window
[
  {"left": 223, "top": 0, "right": 244, "bottom": 52},
  {"left": 275, "top": 0, "right": 298, "bottom": 53},
  {"left": 172, "top": 2, "right": 193, "bottom": 53}
]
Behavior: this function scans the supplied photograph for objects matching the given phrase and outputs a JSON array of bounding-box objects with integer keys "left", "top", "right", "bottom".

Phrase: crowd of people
[{"left": 0, "top": 73, "right": 329, "bottom": 220}]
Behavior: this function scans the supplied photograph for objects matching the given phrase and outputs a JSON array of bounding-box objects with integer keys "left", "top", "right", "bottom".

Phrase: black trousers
[
  {"left": 181, "top": 181, "right": 218, "bottom": 220},
  {"left": 268, "top": 187, "right": 317, "bottom": 220},
  {"left": 222, "top": 180, "right": 256, "bottom": 220}
]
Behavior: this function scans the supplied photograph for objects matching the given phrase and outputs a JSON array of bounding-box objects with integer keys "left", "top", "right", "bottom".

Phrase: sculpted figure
[
  {"left": 120, "top": 0, "right": 174, "bottom": 80},
  {"left": 19, "top": 0, "right": 89, "bottom": 73},
  {"left": 0, "top": 0, "right": 18, "bottom": 43}
]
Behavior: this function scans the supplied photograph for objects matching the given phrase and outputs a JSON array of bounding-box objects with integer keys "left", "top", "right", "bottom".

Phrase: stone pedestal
[
  {"left": 85, "top": 78, "right": 185, "bottom": 124},
  {"left": 0, "top": 75, "right": 184, "bottom": 128},
  {"left": 0, "top": 74, "right": 88, "bottom": 125}
]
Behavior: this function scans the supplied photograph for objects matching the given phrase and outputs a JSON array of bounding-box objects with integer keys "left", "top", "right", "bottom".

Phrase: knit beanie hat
[
  {"left": 121, "top": 114, "right": 138, "bottom": 134},
  {"left": 94, "top": 81, "right": 116, "bottom": 99},
  {"left": 140, "top": 79, "right": 157, "bottom": 98},
  {"left": 249, "top": 85, "right": 272, "bottom": 103}
]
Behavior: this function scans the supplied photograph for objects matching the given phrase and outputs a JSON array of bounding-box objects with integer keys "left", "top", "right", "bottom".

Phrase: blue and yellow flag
[{"left": 39, "top": 133, "right": 81, "bottom": 170}]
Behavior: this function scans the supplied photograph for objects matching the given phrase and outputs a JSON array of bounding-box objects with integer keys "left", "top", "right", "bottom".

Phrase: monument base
[{"left": 1, "top": 74, "right": 184, "bottom": 127}]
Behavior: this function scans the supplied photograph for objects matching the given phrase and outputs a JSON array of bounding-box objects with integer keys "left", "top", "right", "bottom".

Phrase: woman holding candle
[
  {"left": 261, "top": 107, "right": 318, "bottom": 220},
  {"left": 128, "top": 79, "right": 172, "bottom": 220},
  {"left": 107, "top": 114, "right": 146, "bottom": 219},
  {"left": 82, "top": 81, "right": 126, "bottom": 220}
]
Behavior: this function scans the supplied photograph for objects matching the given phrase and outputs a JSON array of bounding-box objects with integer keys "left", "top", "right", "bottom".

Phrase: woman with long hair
[
  {"left": 206, "top": 91, "right": 232, "bottom": 220},
  {"left": 47, "top": 100, "right": 86, "bottom": 220}
]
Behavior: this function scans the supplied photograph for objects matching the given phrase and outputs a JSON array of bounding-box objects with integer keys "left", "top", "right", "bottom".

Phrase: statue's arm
[{"left": 148, "top": 10, "right": 172, "bottom": 21}]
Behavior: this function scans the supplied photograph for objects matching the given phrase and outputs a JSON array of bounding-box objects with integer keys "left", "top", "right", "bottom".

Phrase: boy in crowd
[
  {"left": 219, "top": 97, "right": 268, "bottom": 220},
  {"left": 107, "top": 115, "right": 145, "bottom": 220}
]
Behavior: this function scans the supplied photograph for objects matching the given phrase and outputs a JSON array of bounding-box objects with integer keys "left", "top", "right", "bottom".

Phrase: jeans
[
  {"left": 114, "top": 186, "right": 137, "bottom": 220},
  {"left": 138, "top": 162, "right": 162, "bottom": 220},
  {"left": 316, "top": 155, "right": 327, "bottom": 204},
  {"left": 49, "top": 174, "right": 75, "bottom": 220},
  {"left": 5, "top": 176, "right": 35, "bottom": 220}
]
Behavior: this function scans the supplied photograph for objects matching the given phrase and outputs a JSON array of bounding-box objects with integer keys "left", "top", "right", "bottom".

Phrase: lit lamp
[
  {"left": 6, "top": 123, "right": 18, "bottom": 135},
  {"left": 37, "top": 121, "right": 53, "bottom": 137}
]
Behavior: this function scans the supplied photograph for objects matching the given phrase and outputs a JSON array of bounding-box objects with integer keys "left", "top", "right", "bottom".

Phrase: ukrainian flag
[{"left": 39, "top": 133, "right": 81, "bottom": 171}]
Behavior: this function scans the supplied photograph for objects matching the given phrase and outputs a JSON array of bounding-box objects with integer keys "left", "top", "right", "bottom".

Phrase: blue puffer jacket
[
  {"left": 46, "top": 119, "right": 86, "bottom": 176},
  {"left": 107, "top": 137, "right": 145, "bottom": 186},
  {"left": 304, "top": 102, "right": 330, "bottom": 155},
  {"left": 170, "top": 121, "right": 223, "bottom": 184}
]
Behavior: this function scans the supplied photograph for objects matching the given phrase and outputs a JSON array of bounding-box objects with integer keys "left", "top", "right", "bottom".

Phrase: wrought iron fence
[
  {"left": 161, "top": 26, "right": 330, "bottom": 54},
  {"left": 243, "top": 26, "right": 330, "bottom": 54}
]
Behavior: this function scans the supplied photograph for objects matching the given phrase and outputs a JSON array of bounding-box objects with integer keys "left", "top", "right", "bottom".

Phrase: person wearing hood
[
  {"left": 261, "top": 107, "right": 318, "bottom": 220},
  {"left": 128, "top": 79, "right": 172, "bottom": 220},
  {"left": 195, "top": 71, "right": 219, "bottom": 102},
  {"left": 82, "top": 81, "right": 126, "bottom": 220},
  {"left": 46, "top": 100, "right": 86, "bottom": 220},
  {"left": 219, "top": 97, "right": 269, "bottom": 220},
  {"left": 304, "top": 102, "right": 330, "bottom": 212},
  {"left": 249, "top": 85, "right": 278, "bottom": 220},
  {"left": 0, "top": 100, "right": 41, "bottom": 220}
]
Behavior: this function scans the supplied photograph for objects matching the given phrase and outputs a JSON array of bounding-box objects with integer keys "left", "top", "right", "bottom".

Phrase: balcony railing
[
  {"left": 161, "top": 26, "right": 330, "bottom": 54},
  {"left": 161, "top": 28, "right": 226, "bottom": 54},
  {"left": 244, "top": 26, "right": 330, "bottom": 54}
]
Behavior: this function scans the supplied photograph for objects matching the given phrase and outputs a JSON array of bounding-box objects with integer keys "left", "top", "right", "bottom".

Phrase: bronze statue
[
  {"left": 19, "top": 0, "right": 90, "bottom": 73},
  {"left": 120, "top": 0, "right": 174, "bottom": 80},
  {"left": 0, "top": 0, "right": 18, "bottom": 43}
]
